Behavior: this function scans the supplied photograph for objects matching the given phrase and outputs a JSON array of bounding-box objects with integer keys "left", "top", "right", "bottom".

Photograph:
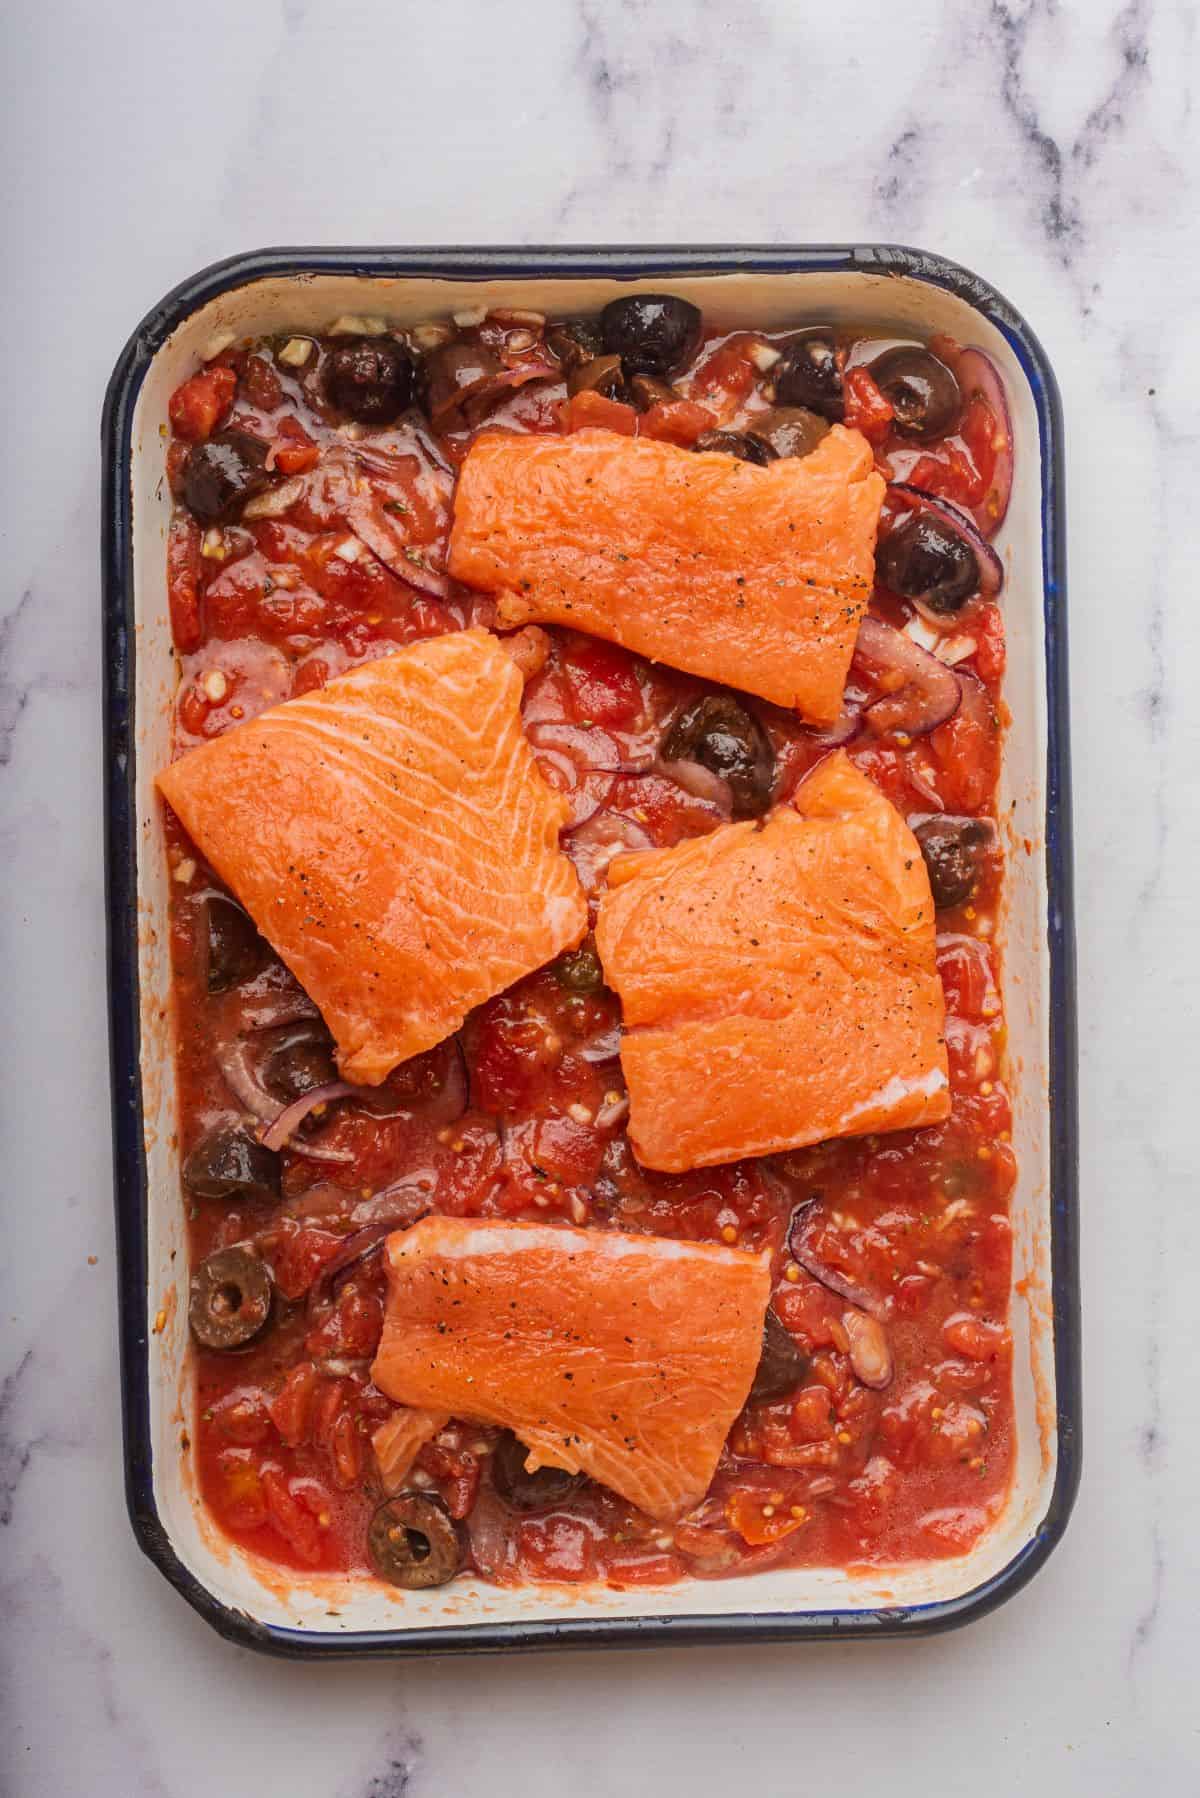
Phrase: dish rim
[{"left": 102, "top": 242, "right": 1078, "bottom": 1657}]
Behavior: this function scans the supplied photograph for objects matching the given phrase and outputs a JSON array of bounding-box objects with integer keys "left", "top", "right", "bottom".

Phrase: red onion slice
[
  {"left": 305, "top": 1192, "right": 432, "bottom": 1319},
  {"left": 955, "top": 348, "right": 1014, "bottom": 537},
  {"left": 216, "top": 1039, "right": 279, "bottom": 1122},
  {"left": 887, "top": 483, "right": 1004, "bottom": 607},
  {"left": 655, "top": 755, "right": 734, "bottom": 816},
  {"left": 260, "top": 1082, "right": 357, "bottom": 1152},
  {"left": 788, "top": 1202, "right": 887, "bottom": 1320},
  {"left": 795, "top": 695, "right": 864, "bottom": 750},
  {"left": 579, "top": 1024, "right": 622, "bottom": 1064},
  {"left": 853, "top": 616, "right": 962, "bottom": 739},
  {"left": 526, "top": 721, "right": 621, "bottom": 827}
]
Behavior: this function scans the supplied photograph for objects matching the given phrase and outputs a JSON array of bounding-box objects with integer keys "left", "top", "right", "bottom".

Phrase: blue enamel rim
[{"left": 102, "top": 245, "right": 1078, "bottom": 1657}]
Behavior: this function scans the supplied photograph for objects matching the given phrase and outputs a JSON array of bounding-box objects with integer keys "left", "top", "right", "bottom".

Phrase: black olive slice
[
  {"left": 189, "top": 1247, "right": 273, "bottom": 1350},
  {"left": 323, "top": 336, "right": 417, "bottom": 425},
  {"left": 749, "top": 1310, "right": 811, "bottom": 1402},
  {"left": 914, "top": 815, "right": 993, "bottom": 909},
  {"left": 204, "top": 894, "right": 265, "bottom": 993},
  {"left": 772, "top": 333, "right": 843, "bottom": 421},
  {"left": 661, "top": 694, "right": 776, "bottom": 819},
  {"left": 367, "top": 1492, "right": 464, "bottom": 1588},
  {"left": 693, "top": 429, "right": 777, "bottom": 465},
  {"left": 600, "top": 294, "right": 702, "bottom": 377},
  {"left": 183, "top": 431, "right": 272, "bottom": 523},
  {"left": 491, "top": 1430, "right": 582, "bottom": 1511},
  {"left": 877, "top": 513, "right": 979, "bottom": 614},
  {"left": 182, "top": 1125, "right": 280, "bottom": 1203},
  {"left": 869, "top": 346, "right": 961, "bottom": 440}
]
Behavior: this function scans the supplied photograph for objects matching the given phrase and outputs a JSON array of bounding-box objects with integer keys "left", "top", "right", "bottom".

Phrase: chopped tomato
[
  {"left": 272, "top": 414, "right": 320, "bottom": 475},
  {"left": 562, "top": 390, "right": 638, "bottom": 435},
  {"left": 972, "top": 603, "right": 1006, "bottom": 687},
  {"left": 169, "top": 365, "right": 236, "bottom": 442},
  {"left": 560, "top": 637, "right": 643, "bottom": 728},
  {"left": 269, "top": 1362, "right": 318, "bottom": 1446},
  {"left": 241, "top": 354, "right": 284, "bottom": 412},
  {"left": 725, "top": 1489, "right": 808, "bottom": 1546},
  {"left": 842, "top": 366, "right": 894, "bottom": 447},
  {"left": 639, "top": 398, "right": 715, "bottom": 446},
  {"left": 167, "top": 514, "right": 203, "bottom": 652},
  {"left": 271, "top": 1225, "right": 343, "bottom": 1301},
  {"left": 688, "top": 337, "right": 757, "bottom": 414},
  {"left": 417, "top": 1441, "right": 481, "bottom": 1519},
  {"left": 261, "top": 1465, "right": 325, "bottom": 1564},
  {"left": 517, "top": 1514, "right": 597, "bottom": 1581}
]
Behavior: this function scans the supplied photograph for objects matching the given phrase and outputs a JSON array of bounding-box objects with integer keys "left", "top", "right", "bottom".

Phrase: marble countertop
[{"left": 4, "top": 0, "right": 1197, "bottom": 1790}]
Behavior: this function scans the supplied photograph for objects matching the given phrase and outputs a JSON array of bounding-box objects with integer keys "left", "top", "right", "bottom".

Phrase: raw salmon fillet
[
  {"left": 157, "top": 628, "right": 587, "bottom": 1083},
  {"left": 447, "top": 424, "right": 886, "bottom": 722},
  {"left": 371, "top": 1215, "right": 771, "bottom": 1523},
  {"left": 595, "top": 751, "right": 950, "bottom": 1172}
]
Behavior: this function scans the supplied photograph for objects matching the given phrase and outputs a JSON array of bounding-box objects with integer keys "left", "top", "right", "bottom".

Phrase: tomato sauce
[{"left": 163, "top": 310, "right": 1016, "bottom": 1587}]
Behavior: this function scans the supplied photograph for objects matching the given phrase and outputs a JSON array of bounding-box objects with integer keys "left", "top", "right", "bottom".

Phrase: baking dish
[{"left": 102, "top": 245, "right": 1078, "bottom": 1655}]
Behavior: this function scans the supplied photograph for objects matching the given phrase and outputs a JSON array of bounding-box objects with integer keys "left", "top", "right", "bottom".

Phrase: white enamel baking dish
[{"left": 103, "top": 247, "right": 1078, "bottom": 1655}]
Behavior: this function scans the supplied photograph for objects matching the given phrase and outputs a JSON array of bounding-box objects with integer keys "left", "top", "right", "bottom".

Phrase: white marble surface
[{"left": 3, "top": 0, "right": 1198, "bottom": 1790}]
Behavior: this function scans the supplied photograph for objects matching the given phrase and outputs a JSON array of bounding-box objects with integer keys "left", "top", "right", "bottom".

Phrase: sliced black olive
[
  {"left": 747, "top": 406, "right": 831, "bottom": 461},
  {"left": 183, "top": 430, "right": 272, "bottom": 523},
  {"left": 869, "top": 346, "right": 961, "bottom": 440},
  {"left": 661, "top": 694, "right": 776, "bottom": 819},
  {"left": 204, "top": 894, "right": 265, "bottom": 993},
  {"left": 547, "top": 318, "right": 605, "bottom": 373},
  {"left": 773, "top": 333, "right": 843, "bottom": 421},
  {"left": 189, "top": 1246, "right": 272, "bottom": 1350},
  {"left": 627, "top": 372, "right": 677, "bottom": 411},
  {"left": 259, "top": 1019, "right": 339, "bottom": 1103},
  {"left": 553, "top": 944, "right": 604, "bottom": 993},
  {"left": 422, "top": 339, "right": 514, "bottom": 429},
  {"left": 914, "top": 816, "right": 993, "bottom": 909},
  {"left": 183, "top": 1124, "right": 281, "bottom": 1202},
  {"left": 877, "top": 513, "right": 979, "bottom": 614},
  {"left": 600, "top": 294, "right": 702, "bottom": 377},
  {"left": 323, "top": 335, "right": 417, "bottom": 425},
  {"left": 491, "top": 1431, "right": 582, "bottom": 1511},
  {"left": 750, "top": 1310, "right": 811, "bottom": 1402},
  {"left": 367, "top": 1492, "right": 463, "bottom": 1588},
  {"left": 567, "top": 352, "right": 627, "bottom": 401},
  {"left": 693, "top": 428, "right": 777, "bottom": 465}
]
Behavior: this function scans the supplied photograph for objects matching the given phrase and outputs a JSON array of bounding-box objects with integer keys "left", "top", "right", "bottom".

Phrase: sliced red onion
[
  {"left": 888, "top": 483, "right": 1004, "bottom": 605},
  {"left": 795, "top": 695, "right": 864, "bottom": 750},
  {"left": 241, "top": 992, "right": 321, "bottom": 1031},
  {"left": 563, "top": 809, "right": 657, "bottom": 893},
  {"left": 216, "top": 1038, "right": 278, "bottom": 1122},
  {"left": 853, "top": 616, "right": 962, "bottom": 739},
  {"left": 788, "top": 1202, "right": 887, "bottom": 1320},
  {"left": 526, "top": 721, "right": 621, "bottom": 827},
  {"left": 953, "top": 666, "right": 997, "bottom": 733},
  {"left": 933, "top": 633, "right": 978, "bottom": 667},
  {"left": 260, "top": 1082, "right": 357, "bottom": 1152},
  {"left": 952, "top": 348, "right": 1014, "bottom": 537},
  {"left": 579, "top": 1024, "right": 622, "bottom": 1064},
  {"left": 656, "top": 755, "right": 734, "bottom": 813},
  {"left": 284, "top": 1140, "right": 356, "bottom": 1167},
  {"left": 306, "top": 1207, "right": 426, "bottom": 1320}
]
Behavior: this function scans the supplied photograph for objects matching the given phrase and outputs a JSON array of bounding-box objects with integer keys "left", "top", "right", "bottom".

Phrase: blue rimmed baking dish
[{"left": 102, "top": 245, "right": 1077, "bottom": 1655}]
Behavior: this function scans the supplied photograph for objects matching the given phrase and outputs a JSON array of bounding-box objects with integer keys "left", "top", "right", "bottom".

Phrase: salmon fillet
[
  {"left": 157, "top": 628, "right": 587, "bottom": 1083},
  {"left": 371, "top": 1215, "right": 771, "bottom": 1523},
  {"left": 595, "top": 751, "right": 950, "bottom": 1172},
  {"left": 447, "top": 425, "right": 886, "bottom": 722}
]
